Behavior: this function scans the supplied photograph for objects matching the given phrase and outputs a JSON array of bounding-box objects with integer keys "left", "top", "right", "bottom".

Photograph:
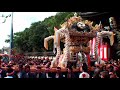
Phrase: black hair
[
  {"left": 67, "top": 61, "right": 72, "bottom": 68},
  {"left": 6, "top": 65, "right": 12, "bottom": 68},
  {"left": 91, "top": 61, "right": 95, "bottom": 67},
  {"left": 7, "top": 67, "right": 13, "bottom": 73},
  {"left": 0, "top": 56, "right": 2, "bottom": 60},
  {"left": 19, "top": 64, "right": 23, "bottom": 69},
  {"left": 109, "top": 65, "right": 114, "bottom": 72},
  {"left": 82, "top": 63, "right": 88, "bottom": 72}
]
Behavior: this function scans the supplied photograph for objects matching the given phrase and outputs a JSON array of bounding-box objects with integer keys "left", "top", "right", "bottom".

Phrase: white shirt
[
  {"left": 79, "top": 72, "right": 90, "bottom": 78},
  {"left": 56, "top": 74, "right": 59, "bottom": 78},
  {"left": 4, "top": 76, "right": 13, "bottom": 78},
  {"left": 17, "top": 72, "right": 22, "bottom": 78},
  {"left": 46, "top": 73, "right": 51, "bottom": 78}
]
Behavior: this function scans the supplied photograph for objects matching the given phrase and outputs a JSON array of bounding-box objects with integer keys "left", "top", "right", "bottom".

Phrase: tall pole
[{"left": 10, "top": 12, "right": 14, "bottom": 60}]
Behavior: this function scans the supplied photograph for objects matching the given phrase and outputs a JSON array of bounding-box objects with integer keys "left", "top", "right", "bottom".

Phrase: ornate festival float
[{"left": 44, "top": 12, "right": 115, "bottom": 69}]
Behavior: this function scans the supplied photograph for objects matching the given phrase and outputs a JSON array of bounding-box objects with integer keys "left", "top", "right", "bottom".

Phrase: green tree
[{"left": 5, "top": 12, "right": 76, "bottom": 53}]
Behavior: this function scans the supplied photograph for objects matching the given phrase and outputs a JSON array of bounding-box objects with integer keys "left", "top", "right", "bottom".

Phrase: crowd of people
[{"left": 0, "top": 55, "right": 120, "bottom": 78}]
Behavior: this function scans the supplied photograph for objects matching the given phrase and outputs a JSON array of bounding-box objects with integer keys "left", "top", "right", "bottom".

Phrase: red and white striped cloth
[{"left": 89, "top": 38, "right": 96, "bottom": 58}]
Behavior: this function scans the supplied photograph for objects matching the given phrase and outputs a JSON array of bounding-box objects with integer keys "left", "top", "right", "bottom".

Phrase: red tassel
[
  {"left": 87, "top": 54, "right": 91, "bottom": 67},
  {"left": 82, "top": 74, "right": 86, "bottom": 78}
]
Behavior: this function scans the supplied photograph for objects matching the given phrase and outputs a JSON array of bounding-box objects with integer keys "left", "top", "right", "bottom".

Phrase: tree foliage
[{"left": 5, "top": 12, "right": 74, "bottom": 53}]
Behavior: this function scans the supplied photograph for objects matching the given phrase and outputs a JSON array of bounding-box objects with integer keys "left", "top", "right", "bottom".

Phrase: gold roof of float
[{"left": 60, "top": 12, "right": 101, "bottom": 31}]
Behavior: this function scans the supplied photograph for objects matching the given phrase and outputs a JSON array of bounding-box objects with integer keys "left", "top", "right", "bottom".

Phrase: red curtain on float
[
  {"left": 86, "top": 54, "right": 91, "bottom": 67},
  {"left": 98, "top": 44, "right": 110, "bottom": 61}
]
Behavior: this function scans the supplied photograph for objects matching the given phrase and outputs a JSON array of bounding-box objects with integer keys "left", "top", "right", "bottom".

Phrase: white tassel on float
[
  {"left": 55, "top": 31, "right": 60, "bottom": 47},
  {"left": 44, "top": 38, "right": 48, "bottom": 50},
  {"left": 44, "top": 36, "right": 54, "bottom": 50}
]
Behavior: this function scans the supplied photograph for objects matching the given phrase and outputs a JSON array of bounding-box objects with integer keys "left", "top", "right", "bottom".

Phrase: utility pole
[{"left": 10, "top": 12, "right": 14, "bottom": 60}]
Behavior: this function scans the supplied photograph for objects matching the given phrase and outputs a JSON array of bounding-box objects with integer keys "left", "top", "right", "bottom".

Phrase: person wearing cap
[{"left": 79, "top": 63, "right": 90, "bottom": 78}]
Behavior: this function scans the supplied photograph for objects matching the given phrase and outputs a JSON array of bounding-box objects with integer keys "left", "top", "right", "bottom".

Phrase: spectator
[
  {"left": 92, "top": 62, "right": 101, "bottom": 78},
  {"left": 92, "top": 69, "right": 100, "bottom": 78},
  {"left": 79, "top": 63, "right": 90, "bottom": 78},
  {"left": 100, "top": 71, "right": 110, "bottom": 78},
  {"left": 44, "top": 67, "right": 51, "bottom": 78},
  {"left": 16, "top": 64, "right": 26, "bottom": 78},
  {"left": 23, "top": 64, "right": 35, "bottom": 78},
  {"left": 0, "top": 60, "right": 6, "bottom": 78},
  {"left": 35, "top": 65, "right": 46, "bottom": 78},
  {"left": 55, "top": 67, "right": 63, "bottom": 78},
  {"left": 67, "top": 67, "right": 76, "bottom": 78},
  {"left": 109, "top": 72, "right": 118, "bottom": 78},
  {"left": 4, "top": 65, "right": 14, "bottom": 78}
]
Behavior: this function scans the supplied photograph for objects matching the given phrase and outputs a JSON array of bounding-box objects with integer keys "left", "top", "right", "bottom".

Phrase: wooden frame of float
[{"left": 1, "top": 67, "right": 80, "bottom": 72}]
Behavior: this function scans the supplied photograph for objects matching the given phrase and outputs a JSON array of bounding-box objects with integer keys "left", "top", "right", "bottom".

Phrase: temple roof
[
  {"left": 79, "top": 12, "right": 120, "bottom": 18},
  {"left": 79, "top": 12, "right": 110, "bottom": 17},
  {"left": 78, "top": 12, "right": 120, "bottom": 27}
]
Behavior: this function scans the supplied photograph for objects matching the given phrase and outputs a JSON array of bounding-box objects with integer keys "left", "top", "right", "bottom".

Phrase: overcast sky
[{"left": 0, "top": 12, "right": 57, "bottom": 49}]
